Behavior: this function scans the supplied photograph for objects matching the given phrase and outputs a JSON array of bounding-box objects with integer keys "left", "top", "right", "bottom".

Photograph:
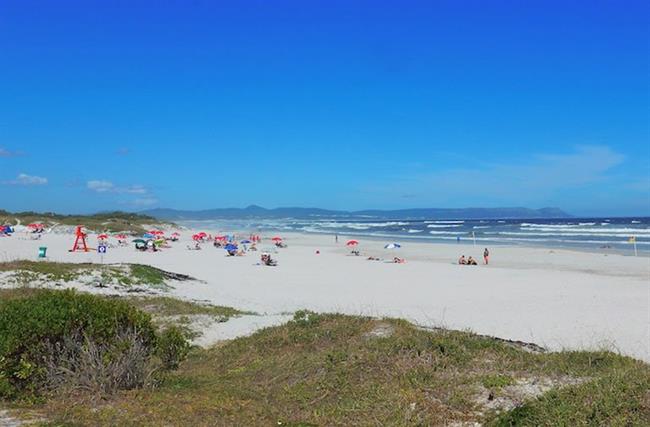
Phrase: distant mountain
[{"left": 143, "top": 205, "right": 571, "bottom": 220}]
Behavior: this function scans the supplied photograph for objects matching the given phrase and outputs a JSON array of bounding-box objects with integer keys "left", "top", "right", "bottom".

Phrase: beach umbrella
[
  {"left": 197, "top": 232, "right": 208, "bottom": 237},
  {"left": 384, "top": 243, "right": 401, "bottom": 250},
  {"left": 115, "top": 233, "right": 128, "bottom": 239},
  {"left": 192, "top": 234, "right": 201, "bottom": 241},
  {"left": 98, "top": 234, "right": 109, "bottom": 240},
  {"left": 346, "top": 240, "right": 359, "bottom": 246},
  {"left": 215, "top": 235, "right": 227, "bottom": 241},
  {"left": 171, "top": 232, "right": 180, "bottom": 237},
  {"left": 143, "top": 233, "right": 154, "bottom": 239},
  {"left": 132, "top": 239, "right": 146, "bottom": 244},
  {"left": 271, "top": 236, "right": 283, "bottom": 242},
  {"left": 240, "top": 239, "right": 252, "bottom": 244},
  {"left": 224, "top": 243, "right": 238, "bottom": 251}
]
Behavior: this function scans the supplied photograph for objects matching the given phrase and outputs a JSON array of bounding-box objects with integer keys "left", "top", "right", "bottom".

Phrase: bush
[
  {"left": 156, "top": 326, "right": 191, "bottom": 370},
  {"left": 0, "top": 290, "right": 158, "bottom": 399}
]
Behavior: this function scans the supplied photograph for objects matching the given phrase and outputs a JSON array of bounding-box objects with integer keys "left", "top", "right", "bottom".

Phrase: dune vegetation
[{"left": 0, "top": 289, "right": 647, "bottom": 426}]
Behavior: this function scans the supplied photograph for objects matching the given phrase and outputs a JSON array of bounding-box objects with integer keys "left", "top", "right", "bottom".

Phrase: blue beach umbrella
[
  {"left": 143, "top": 233, "right": 154, "bottom": 239},
  {"left": 384, "top": 243, "right": 401, "bottom": 249},
  {"left": 224, "top": 244, "right": 238, "bottom": 252},
  {"left": 240, "top": 239, "right": 252, "bottom": 244}
]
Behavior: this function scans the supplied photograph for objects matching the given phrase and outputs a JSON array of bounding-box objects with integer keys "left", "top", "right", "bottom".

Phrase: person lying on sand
[
  {"left": 367, "top": 256, "right": 380, "bottom": 261},
  {"left": 458, "top": 255, "right": 466, "bottom": 265},
  {"left": 393, "top": 257, "right": 405, "bottom": 264},
  {"left": 261, "top": 253, "right": 277, "bottom": 266}
]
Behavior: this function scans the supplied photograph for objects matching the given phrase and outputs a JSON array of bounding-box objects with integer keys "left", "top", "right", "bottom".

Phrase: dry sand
[{"left": 1, "top": 230, "right": 648, "bottom": 361}]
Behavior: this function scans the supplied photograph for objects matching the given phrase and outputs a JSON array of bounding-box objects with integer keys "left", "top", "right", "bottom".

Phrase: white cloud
[
  {"left": 87, "top": 180, "right": 148, "bottom": 194},
  {"left": 4, "top": 173, "right": 48, "bottom": 186},
  {"left": 87, "top": 180, "right": 115, "bottom": 193}
]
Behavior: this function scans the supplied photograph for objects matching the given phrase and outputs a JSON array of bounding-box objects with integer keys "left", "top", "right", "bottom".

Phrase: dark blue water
[{"left": 183, "top": 217, "right": 650, "bottom": 254}]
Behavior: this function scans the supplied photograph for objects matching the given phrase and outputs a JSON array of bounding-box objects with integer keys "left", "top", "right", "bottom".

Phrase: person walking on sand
[
  {"left": 483, "top": 248, "right": 490, "bottom": 265},
  {"left": 335, "top": 234, "right": 339, "bottom": 243}
]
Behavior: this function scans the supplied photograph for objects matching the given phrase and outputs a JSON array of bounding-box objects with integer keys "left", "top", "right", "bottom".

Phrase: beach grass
[{"left": 24, "top": 311, "right": 648, "bottom": 426}]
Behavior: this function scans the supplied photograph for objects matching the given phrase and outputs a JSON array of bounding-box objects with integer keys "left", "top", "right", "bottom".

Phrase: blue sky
[{"left": 1, "top": 0, "right": 648, "bottom": 216}]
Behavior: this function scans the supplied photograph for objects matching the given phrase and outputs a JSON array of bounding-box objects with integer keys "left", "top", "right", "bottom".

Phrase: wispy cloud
[
  {"left": 130, "top": 197, "right": 159, "bottom": 207},
  {"left": 0, "top": 147, "right": 24, "bottom": 158},
  {"left": 4, "top": 173, "right": 48, "bottom": 186},
  {"left": 87, "top": 180, "right": 148, "bottom": 194},
  {"left": 362, "top": 145, "right": 627, "bottom": 205}
]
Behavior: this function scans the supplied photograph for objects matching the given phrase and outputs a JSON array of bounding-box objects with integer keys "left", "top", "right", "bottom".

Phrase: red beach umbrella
[
  {"left": 171, "top": 232, "right": 180, "bottom": 237},
  {"left": 271, "top": 236, "right": 283, "bottom": 242},
  {"left": 98, "top": 234, "right": 109, "bottom": 240},
  {"left": 346, "top": 240, "right": 359, "bottom": 246}
]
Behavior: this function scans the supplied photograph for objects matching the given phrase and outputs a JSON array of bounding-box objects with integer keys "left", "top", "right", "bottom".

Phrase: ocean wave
[
  {"left": 473, "top": 226, "right": 491, "bottom": 229},
  {"left": 427, "top": 224, "right": 462, "bottom": 228},
  {"left": 521, "top": 223, "right": 578, "bottom": 228},
  {"left": 309, "top": 221, "right": 409, "bottom": 230},
  {"left": 424, "top": 220, "right": 464, "bottom": 224},
  {"left": 429, "top": 231, "right": 463, "bottom": 235},
  {"left": 489, "top": 231, "right": 650, "bottom": 238},
  {"left": 407, "top": 229, "right": 423, "bottom": 233},
  {"left": 520, "top": 227, "right": 650, "bottom": 234}
]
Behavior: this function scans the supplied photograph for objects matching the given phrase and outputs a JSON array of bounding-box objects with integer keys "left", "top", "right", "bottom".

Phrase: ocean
[{"left": 181, "top": 217, "right": 650, "bottom": 254}]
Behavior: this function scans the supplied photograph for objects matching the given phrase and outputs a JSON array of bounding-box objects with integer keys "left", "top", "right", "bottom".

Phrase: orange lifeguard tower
[{"left": 69, "top": 226, "right": 89, "bottom": 252}]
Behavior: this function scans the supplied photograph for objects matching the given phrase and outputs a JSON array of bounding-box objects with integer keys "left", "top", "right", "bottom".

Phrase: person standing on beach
[
  {"left": 483, "top": 248, "right": 490, "bottom": 265},
  {"left": 335, "top": 234, "right": 338, "bottom": 243}
]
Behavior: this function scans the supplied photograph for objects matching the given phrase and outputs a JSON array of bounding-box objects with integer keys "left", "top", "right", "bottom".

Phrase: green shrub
[
  {"left": 0, "top": 289, "right": 157, "bottom": 399},
  {"left": 156, "top": 326, "right": 191, "bottom": 370}
]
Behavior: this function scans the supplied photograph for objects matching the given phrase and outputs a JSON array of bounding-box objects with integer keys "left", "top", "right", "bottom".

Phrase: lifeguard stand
[{"left": 69, "top": 226, "right": 89, "bottom": 252}]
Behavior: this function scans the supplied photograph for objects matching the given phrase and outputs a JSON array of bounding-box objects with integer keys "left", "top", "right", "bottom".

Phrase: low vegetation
[
  {"left": 0, "top": 210, "right": 171, "bottom": 234},
  {"left": 7, "top": 310, "right": 643, "bottom": 426},
  {"left": 0, "top": 290, "right": 189, "bottom": 401}
]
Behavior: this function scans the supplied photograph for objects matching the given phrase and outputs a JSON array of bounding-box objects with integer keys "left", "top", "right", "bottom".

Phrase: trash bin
[{"left": 38, "top": 247, "right": 47, "bottom": 258}]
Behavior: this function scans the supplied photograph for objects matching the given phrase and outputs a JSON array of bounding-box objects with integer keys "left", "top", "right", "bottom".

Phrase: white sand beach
[{"left": 1, "top": 231, "right": 648, "bottom": 362}]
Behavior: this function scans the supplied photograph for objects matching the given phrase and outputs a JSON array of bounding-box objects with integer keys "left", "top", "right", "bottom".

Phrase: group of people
[{"left": 458, "top": 248, "right": 490, "bottom": 266}]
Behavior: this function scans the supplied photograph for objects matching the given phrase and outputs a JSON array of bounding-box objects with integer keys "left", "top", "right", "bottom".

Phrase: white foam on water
[
  {"left": 521, "top": 227, "right": 650, "bottom": 234},
  {"left": 427, "top": 224, "right": 462, "bottom": 228}
]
